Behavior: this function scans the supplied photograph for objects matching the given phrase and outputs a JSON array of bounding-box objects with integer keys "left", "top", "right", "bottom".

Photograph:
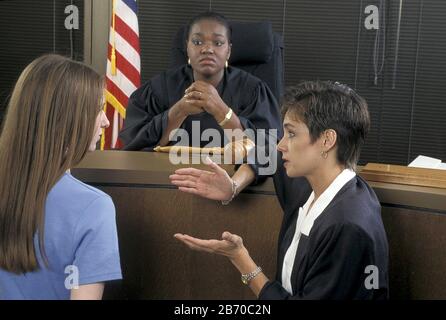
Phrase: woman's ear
[
  {"left": 322, "top": 129, "right": 337, "bottom": 151},
  {"left": 185, "top": 38, "right": 191, "bottom": 56},
  {"left": 227, "top": 43, "right": 232, "bottom": 61}
]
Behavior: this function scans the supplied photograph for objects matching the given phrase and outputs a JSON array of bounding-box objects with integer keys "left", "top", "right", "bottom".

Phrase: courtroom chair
[{"left": 169, "top": 21, "right": 284, "bottom": 104}]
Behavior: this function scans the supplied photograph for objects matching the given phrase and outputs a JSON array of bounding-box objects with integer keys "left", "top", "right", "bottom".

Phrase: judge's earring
[
  {"left": 188, "top": 58, "right": 191, "bottom": 65},
  {"left": 321, "top": 151, "right": 328, "bottom": 159},
  {"left": 225, "top": 60, "right": 228, "bottom": 68}
]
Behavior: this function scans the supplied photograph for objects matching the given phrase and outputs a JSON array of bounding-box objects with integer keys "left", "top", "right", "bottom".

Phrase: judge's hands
[
  {"left": 174, "top": 231, "right": 246, "bottom": 261},
  {"left": 169, "top": 157, "right": 233, "bottom": 201},
  {"left": 184, "top": 81, "right": 229, "bottom": 121},
  {"left": 173, "top": 93, "right": 205, "bottom": 117}
]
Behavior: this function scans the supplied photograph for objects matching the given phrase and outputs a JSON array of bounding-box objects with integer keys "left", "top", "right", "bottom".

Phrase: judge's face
[
  {"left": 187, "top": 19, "right": 231, "bottom": 78},
  {"left": 277, "top": 112, "right": 324, "bottom": 178},
  {"left": 89, "top": 109, "right": 110, "bottom": 151}
]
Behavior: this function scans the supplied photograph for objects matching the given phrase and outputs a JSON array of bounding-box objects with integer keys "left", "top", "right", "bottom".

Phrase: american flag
[{"left": 102, "top": 0, "right": 141, "bottom": 150}]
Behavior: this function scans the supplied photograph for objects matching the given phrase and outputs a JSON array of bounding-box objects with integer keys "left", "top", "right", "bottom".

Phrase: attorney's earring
[
  {"left": 321, "top": 151, "right": 328, "bottom": 159},
  {"left": 225, "top": 60, "right": 228, "bottom": 68},
  {"left": 188, "top": 58, "right": 191, "bottom": 65}
]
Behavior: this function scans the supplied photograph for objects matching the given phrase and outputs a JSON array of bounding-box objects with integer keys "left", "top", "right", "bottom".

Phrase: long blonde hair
[{"left": 0, "top": 54, "right": 104, "bottom": 273}]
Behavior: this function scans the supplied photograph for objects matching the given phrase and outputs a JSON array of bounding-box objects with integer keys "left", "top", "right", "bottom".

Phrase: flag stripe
[
  {"left": 107, "top": 44, "right": 140, "bottom": 87},
  {"left": 105, "top": 90, "right": 126, "bottom": 118},
  {"left": 104, "top": 102, "right": 115, "bottom": 149},
  {"left": 115, "top": 14, "right": 140, "bottom": 54},
  {"left": 112, "top": 31, "right": 140, "bottom": 71},
  {"left": 121, "top": 0, "right": 137, "bottom": 15},
  {"left": 106, "top": 78, "right": 130, "bottom": 111},
  {"left": 112, "top": 109, "right": 119, "bottom": 147},
  {"left": 106, "top": 66, "right": 137, "bottom": 98},
  {"left": 116, "top": 0, "right": 139, "bottom": 34},
  {"left": 103, "top": 0, "right": 140, "bottom": 150}
]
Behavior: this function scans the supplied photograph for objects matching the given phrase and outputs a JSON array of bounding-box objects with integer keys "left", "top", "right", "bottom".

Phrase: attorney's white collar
[{"left": 300, "top": 168, "right": 356, "bottom": 236}]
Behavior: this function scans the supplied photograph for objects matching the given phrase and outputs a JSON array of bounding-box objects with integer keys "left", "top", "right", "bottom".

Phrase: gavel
[{"left": 153, "top": 138, "right": 255, "bottom": 163}]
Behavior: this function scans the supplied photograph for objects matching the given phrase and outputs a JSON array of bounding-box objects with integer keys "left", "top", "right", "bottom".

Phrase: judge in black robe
[{"left": 119, "top": 65, "right": 281, "bottom": 150}]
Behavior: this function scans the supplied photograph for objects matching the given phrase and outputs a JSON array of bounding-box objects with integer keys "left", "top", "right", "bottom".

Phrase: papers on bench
[{"left": 409, "top": 155, "right": 446, "bottom": 170}]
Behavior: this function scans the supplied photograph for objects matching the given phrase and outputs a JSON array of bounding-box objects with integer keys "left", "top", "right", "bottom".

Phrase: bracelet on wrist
[
  {"left": 241, "top": 266, "right": 262, "bottom": 285},
  {"left": 218, "top": 107, "right": 233, "bottom": 126},
  {"left": 221, "top": 179, "right": 239, "bottom": 205}
]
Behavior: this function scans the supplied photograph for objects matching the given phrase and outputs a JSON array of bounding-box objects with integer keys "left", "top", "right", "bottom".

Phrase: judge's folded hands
[
  {"left": 171, "top": 80, "right": 228, "bottom": 120},
  {"left": 172, "top": 85, "right": 205, "bottom": 117},
  {"left": 183, "top": 80, "right": 229, "bottom": 118}
]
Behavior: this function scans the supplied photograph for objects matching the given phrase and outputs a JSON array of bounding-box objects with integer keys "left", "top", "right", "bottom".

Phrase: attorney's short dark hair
[{"left": 282, "top": 81, "right": 370, "bottom": 169}]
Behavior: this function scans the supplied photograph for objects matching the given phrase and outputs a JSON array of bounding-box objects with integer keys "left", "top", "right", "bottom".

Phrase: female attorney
[
  {"left": 119, "top": 11, "right": 280, "bottom": 150},
  {"left": 172, "top": 81, "right": 389, "bottom": 299},
  {"left": 0, "top": 55, "right": 121, "bottom": 299}
]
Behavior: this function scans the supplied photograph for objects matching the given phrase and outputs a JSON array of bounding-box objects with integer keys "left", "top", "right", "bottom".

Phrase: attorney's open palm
[
  {"left": 174, "top": 231, "right": 244, "bottom": 259},
  {"left": 169, "top": 157, "right": 233, "bottom": 201}
]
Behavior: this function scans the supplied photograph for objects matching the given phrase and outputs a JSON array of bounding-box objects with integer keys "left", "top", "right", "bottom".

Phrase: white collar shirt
[{"left": 281, "top": 169, "right": 356, "bottom": 294}]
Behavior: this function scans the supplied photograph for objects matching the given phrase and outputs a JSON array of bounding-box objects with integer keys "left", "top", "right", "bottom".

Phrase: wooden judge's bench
[{"left": 72, "top": 151, "right": 446, "bottom": 300}]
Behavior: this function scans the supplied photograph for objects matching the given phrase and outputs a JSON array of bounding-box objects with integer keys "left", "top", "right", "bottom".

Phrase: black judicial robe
[
  {"left": 260, "top": 158, "right": 389, "bottom": 300},
  {"left": 119, "top": 65, "right": 281, "bottom": 150}
]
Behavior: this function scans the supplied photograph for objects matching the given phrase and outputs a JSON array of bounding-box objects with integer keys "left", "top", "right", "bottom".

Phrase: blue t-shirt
[{"left": 0, "top": 173, "right": 122, "bottom": 299}]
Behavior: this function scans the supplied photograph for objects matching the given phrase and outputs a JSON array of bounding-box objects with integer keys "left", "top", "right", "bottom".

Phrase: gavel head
[{"left": 223, "top": 138, "right": 255, "bottom": 164}]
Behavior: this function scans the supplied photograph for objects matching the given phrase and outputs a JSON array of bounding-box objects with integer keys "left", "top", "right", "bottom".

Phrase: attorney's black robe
[{"left": 259, "top": 158, "right": 389, "bottom": 300}]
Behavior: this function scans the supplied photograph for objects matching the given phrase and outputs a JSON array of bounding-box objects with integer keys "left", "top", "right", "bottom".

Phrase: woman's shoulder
[
  {"left": 315, "top": 176, "right": 382, "bottom": 234},
  {"left": 227, "top": 66, "right": 265, "bottom": 87},
  {"left": 43, "top": 174, "right": 115, "bottom": 241},
  {"left": 331, "top": 175, "right": 379, "bottom": 210},
  {"left": 63, "top": 173, "right": 109, "bottom": 195},
  {"left": 47, "top": 173, "right": 113, "bottom": 211},
  {"left": 225, "top": 67, "right": 271, "bottom": 103}
]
